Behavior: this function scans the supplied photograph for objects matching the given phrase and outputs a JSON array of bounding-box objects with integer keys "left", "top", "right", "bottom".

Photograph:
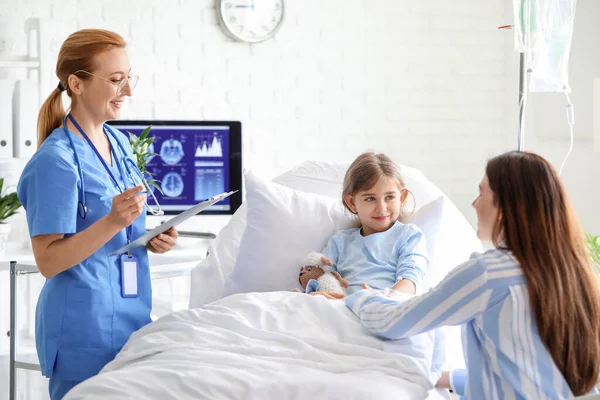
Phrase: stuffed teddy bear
[{"left": 292, "top": 252, "right": 349, "bottom": 295}]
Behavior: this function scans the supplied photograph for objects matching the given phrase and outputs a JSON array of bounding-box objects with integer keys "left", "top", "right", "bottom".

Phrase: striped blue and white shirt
[{"left": 345, "top": 249, "right": 580, "bottom": 399}]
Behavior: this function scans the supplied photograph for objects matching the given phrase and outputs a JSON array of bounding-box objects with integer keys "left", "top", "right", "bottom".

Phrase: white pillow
[
  {"left": 274, "top": 160, "right": 445, "bottom": 212},
  {"left": 404, "top": 196, "right": 483, "bottom": 290},
  {"left": 188, "top": 204, "right": 247, "bottom": 309},
  {"left": 221, "top": 170, "right": 359, "bottom": 295},
  {"left": 272, "top": 161, "right": 348, "bottom": 199}
]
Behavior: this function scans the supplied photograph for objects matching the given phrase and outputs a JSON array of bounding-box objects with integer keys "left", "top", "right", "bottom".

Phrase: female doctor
[{"left": 17, "top": 29, "right": 178, "bottom": 399}]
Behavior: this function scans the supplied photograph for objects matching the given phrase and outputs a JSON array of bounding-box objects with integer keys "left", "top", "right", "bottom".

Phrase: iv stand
[
  {"left": 500, "top": 24, "right": 527, "bottom": 151},
  {"left": 518, "top": 52, "right": 527, "bottom": 151}
]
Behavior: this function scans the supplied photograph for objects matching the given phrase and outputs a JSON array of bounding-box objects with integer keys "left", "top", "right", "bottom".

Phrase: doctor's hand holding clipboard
[
  {"left": 146, "top": 226, "right": 179, "bottom": 253},
  {"left": 16, "top": 28, "right": 179, "bottom": 400}
]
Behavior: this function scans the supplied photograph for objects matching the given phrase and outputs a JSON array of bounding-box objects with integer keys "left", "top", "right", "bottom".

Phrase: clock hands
[{"left": 234, "top": 1, "right": 254, "bottom": 9}]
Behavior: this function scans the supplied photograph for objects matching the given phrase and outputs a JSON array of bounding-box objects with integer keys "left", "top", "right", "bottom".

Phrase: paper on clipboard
[{"left": 110, "top": 191, "right": 237, "bottom": 256}]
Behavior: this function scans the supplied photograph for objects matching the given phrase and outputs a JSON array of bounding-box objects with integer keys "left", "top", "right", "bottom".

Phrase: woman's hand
[
  {"left": 435, "top": 370, "right": 451, "bottom": 389},
  {"left": 391, "top": 278, "right": 416, "bottom": 295},
  {"left": 309, "top": 291, "right": 345, "bottom": 300},
  {"left": 107, "top": 185, "right": 146, "bottom": 229},
  {"left": 147, "top": 227, "right": 179, "bottom": 254}
]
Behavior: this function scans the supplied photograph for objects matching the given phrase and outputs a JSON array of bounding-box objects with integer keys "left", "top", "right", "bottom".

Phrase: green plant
[
  {"left": 128, "top": 126, "right": 162, "bottom": 193},
  {"left": 586, "top": 233, "right": 600, "bottom": 276},
  {"left": 0, "top": 178, "right": 22, "bottom": 222}
]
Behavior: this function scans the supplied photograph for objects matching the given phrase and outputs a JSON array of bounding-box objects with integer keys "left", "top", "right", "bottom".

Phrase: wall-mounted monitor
[{"left": 107, "top": 120, "right": 242, "bottom": 215}]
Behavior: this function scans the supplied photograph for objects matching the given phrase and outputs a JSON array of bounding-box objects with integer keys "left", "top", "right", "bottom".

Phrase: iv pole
[
  {"left": 518, "top": 52, "right": 527, "bottom": 151},
  {"left": 500, "top": 24, "right": 527, "bottom": 151}
]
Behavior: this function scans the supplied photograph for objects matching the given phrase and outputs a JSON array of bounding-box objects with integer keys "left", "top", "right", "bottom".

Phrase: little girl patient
[{"left": 311, "top": 152, "right": 428, "bottom": 299}]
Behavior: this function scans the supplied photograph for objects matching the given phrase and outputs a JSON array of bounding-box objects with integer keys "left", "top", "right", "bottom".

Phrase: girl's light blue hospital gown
[
  {"left": 17, "top": 127, "right": 151, "bottom": 396},
  {"left": 321, "top": 221, "right": 428, "bottom": 294}
]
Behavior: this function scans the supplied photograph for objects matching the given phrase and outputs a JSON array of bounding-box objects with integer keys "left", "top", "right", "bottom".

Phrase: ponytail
[{"left": 37, "top": 87, "right": 65, "bottom": 148}]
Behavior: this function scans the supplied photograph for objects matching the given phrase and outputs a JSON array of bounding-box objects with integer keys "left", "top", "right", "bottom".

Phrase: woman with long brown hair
[
  {"left": 16, "top": 29, "right": 178, "bottom": 399},
  {"left": 346, "top": 151, "right": 600, "bottom": 398}
]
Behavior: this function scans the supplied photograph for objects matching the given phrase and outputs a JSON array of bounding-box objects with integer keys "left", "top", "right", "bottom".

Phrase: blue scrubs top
[{"left": 17, "top": 126, "right": 152, "bottom": 382}]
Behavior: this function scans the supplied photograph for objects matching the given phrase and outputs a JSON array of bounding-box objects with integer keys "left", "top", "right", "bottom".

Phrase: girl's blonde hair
[
  {"left": 37, "top": 29, "right": 126, "bottom": 148},
  {"left": 342, "top": 152, "right": 414, "bottom": 219}
]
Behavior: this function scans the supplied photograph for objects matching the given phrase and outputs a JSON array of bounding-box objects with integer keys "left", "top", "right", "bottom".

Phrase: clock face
[{"left": 217, "top": 0, "right": 284, "bottom": 43}]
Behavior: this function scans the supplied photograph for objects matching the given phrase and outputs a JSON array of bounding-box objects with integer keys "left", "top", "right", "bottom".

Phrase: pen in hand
[{"left": 100, "top": 191, "right": 148, "bottom": 202}]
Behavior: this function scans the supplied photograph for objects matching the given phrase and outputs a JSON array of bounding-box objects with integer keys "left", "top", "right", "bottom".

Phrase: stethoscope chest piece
[{"left": 78, "top": 201, "right": 87, "bottom": 219}]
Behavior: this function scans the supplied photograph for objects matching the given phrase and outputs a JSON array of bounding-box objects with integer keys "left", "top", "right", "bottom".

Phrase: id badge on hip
[{"left": 120, "top": 254, "right": 139, "bottom": 298}]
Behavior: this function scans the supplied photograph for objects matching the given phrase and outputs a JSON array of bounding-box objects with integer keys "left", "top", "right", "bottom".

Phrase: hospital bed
[{"left": 13, "top": 161, "right": 486, "bottom": 400}]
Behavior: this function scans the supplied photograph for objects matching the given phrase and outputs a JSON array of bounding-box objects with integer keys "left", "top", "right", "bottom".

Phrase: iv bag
[{"left": 513, "top": 0, "right": 577, "bottom": 92}]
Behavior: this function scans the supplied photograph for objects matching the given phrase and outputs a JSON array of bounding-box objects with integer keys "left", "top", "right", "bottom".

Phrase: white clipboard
[{"left": 110, "top": 191, "right": 237, "bottom": 256}]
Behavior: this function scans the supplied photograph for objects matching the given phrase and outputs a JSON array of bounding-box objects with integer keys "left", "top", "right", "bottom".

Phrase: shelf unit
[
  {"left": 0, "top": 18, "right": 44, "bottom": 106},
  {"left": 0, "top": 56, "right": 40, "bottom": 69}
]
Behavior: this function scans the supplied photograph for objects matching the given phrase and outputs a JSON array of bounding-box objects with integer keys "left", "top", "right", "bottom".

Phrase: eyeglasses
[{"left": 73, "top": 70, "right": 139, "bottom": 95}]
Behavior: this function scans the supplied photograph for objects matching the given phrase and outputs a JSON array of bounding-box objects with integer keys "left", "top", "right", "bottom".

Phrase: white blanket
[{"left": 65, "top": 292, "right": 449, "bottom": 400}]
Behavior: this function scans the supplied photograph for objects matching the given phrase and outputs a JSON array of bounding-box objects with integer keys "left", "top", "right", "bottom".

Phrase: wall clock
[{"left": 216, "top": 0, "right": 284, "bottom": 43}]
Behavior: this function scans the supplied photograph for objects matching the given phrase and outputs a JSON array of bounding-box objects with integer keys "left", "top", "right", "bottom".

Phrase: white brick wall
[
  {"left": 2, "top": 0, "right": 516, "bottom": 227},
  {"left": 2, "top": 1, "right": 598, "bottom": 397}
]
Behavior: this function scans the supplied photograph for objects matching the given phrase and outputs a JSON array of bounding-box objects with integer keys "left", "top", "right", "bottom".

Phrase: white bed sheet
[{"left": 65, "top": 291, "right": 450, "bottom": 400}]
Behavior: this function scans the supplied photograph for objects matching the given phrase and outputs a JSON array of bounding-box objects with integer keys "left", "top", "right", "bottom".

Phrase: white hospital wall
[
  {"left": 0, "top": 0, "right": 513, "bottom": 230},
  {"left": 504, "top": 0, "right": 600, "bottom": 234}
]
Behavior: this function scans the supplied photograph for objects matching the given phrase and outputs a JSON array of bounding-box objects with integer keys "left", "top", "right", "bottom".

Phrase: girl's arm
[
  {"left": 310, "top": 235, "right": 345, "bottom": 298},
  {"left": 394, "top": 227, "right": 428, "bottom": 294},
  {"left": 320, "top": 235, "right": 340, "bottom": 269},
  {"left": 346, "top": 255, "right": 492, "bottom": 339}
]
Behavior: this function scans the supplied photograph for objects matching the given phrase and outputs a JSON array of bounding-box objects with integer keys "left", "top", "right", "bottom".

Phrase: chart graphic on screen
[
  {"left": 195, "top": 134, "right": 223, "bottom": 158},
  {"left": 195, "top": 163, "right": 225, "bottom": 201}
]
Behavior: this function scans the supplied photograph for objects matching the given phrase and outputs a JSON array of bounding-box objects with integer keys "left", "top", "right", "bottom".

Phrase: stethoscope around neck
[{"left": 63, "top": 113, "right": 163, "bottom": 219}]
